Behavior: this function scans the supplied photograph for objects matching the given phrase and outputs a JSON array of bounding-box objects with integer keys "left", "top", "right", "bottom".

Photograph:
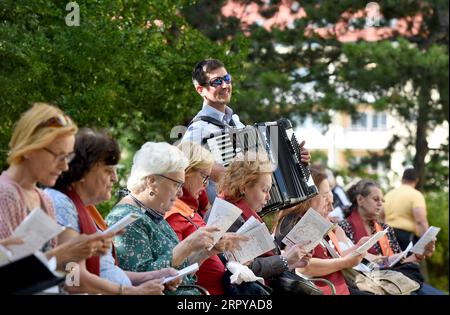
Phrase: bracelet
[
  {"left": 279, "top": 255, "right": 289, "bottom": 271},
  {"left": 118, "top": 284, "right": 124, "bottom": 295}
]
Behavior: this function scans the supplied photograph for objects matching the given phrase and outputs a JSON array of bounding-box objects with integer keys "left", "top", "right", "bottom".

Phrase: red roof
[{"left": 221, "top": 0, "right": 422, "bottom": 41}]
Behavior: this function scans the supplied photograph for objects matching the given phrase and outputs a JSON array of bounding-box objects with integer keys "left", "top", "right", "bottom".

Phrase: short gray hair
[{"left": 127, "top": 142, "right": 188, "bottom": 194}]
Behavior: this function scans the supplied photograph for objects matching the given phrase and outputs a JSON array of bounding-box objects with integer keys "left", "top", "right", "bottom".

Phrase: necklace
[{"left": 128, "top": 193, "right": 164, "bottom": 223}]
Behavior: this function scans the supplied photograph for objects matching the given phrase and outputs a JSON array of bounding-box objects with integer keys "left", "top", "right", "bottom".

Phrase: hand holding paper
[
  {"left": 162, "top": 263, "right": 199, "bottom": 284},
  {"left": 351, "top": 229, "right": 388, "bottom": 256},
  {"left": 410, "top": 226, "right": 440, "bottom": 256},
  {"left": 103, "top": 213, "right": 140, "bottom": 235},
  {"left": 206, "top": 198, "right": 242, "bottom": 250},
  {"left": 9, "top": 208, "right": 65, "bottom": 261},
  {"left": 282, "top": 208, "right": 334, "bottom": 252}
]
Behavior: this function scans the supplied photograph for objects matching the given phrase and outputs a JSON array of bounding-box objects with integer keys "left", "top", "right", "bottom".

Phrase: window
[
  {"left": 351, "top": 113, "right": 368, "bottom": 130},
  {"left": 371, "top": 113, "right": 387, "bottom": 130}
]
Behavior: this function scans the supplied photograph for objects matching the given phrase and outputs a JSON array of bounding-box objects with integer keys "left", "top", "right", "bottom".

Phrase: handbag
[
  {"left": 269, "top": 271, "right": 324, "bottom": 295},
  {"left": 343, "top": 268, "right": 420, "bottom": 295}
]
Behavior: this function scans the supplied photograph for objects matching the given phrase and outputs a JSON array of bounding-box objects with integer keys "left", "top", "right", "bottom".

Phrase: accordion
[{"left": 207, "top": 118, "right": 318, "bottom": 216}]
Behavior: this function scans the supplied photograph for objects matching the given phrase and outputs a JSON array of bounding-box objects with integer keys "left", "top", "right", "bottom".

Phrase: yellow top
[{"left": 384, "top": 184, "right": 426, "bottom": 235}]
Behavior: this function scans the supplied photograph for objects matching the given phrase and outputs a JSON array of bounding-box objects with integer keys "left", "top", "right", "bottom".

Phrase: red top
[
  {"left": 165, "top": 188, "right": 226, "bottom": 295},
  {"left": 312, "top": 243, "right": 350, "bottom": 295}
]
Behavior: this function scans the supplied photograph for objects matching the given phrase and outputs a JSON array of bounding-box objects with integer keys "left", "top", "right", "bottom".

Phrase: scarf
[
  {"left": 63, "top": 188, "right": 100, "bottom": 276},
  {"left": 347, "top": 209, "right": 394, "bottom": 256}
]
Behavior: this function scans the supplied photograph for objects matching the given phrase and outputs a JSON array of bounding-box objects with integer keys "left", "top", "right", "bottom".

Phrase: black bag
[{"left": 269, "top": 271, "right": 323, "bottom": 295}]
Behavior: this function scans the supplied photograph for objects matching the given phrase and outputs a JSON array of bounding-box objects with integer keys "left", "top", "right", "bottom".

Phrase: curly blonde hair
[{"left": 218, "top": 150, "right": 275, "bottom": 203}]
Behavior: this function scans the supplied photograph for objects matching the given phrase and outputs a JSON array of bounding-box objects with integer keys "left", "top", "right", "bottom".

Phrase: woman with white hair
[{"left": 106, "top": 142, "right": 220, "bottom": 295}]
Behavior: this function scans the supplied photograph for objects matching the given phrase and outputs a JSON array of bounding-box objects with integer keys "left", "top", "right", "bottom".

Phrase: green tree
[
  {"left": 182, "top": 0, "right": 449, "bottom": 191},
  {"left": 0, "top": 0, "right": 243, "bottom": 170}
]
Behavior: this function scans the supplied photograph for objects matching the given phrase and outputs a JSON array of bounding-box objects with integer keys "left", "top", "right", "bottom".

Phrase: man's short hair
[
  {"left": 402, "top": 168, "right": 418, "bottom": 182},
  {"left": 192, "top": 59, "right": 225, "bottom": 87}
]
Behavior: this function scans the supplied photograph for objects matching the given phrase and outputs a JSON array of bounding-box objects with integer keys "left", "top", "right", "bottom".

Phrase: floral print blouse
[{"left": 105, "top": 203, "right": 198, "bottom": 295}]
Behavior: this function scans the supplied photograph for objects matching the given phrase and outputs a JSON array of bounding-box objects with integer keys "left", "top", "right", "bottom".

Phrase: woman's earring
[{"left": 149, "top": 191, "right": 155, "bottom": 196}]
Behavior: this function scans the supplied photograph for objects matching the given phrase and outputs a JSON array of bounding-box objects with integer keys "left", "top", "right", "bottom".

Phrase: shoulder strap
[{"left": 189, "top": 115, "right": 227, "bottom": 129}]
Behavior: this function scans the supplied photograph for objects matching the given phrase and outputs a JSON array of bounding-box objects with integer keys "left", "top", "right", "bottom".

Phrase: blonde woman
[
  {"left": 0, "top": 103, "right": 111, "bottom": 272},
  {"left": 165, "top": 142, "right": 246, "bottom": 295}
]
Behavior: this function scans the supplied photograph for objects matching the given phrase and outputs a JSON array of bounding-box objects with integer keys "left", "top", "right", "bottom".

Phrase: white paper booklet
[
  {"left": 282, "top": 208, "right": 334, "bottom": 252},
  {"left": 162, "top": 263, "right": 199, "bottom": 284},
  {"left": 410, "top": 226, "right": 440, "bottom": 255},
  {"left": 205, "top": 198, "right": 242, "bottom": 250},
  {"left": 385, "top": 241, "right": 413, "bottom": 268},
  {"left": 226, "top": 222, "right": 275, "bottom": 264},
  {"left": 103, "top": 213, "right": 140, "bottom": 235},
  {"left": 8, "top": 208, "right": 65, "bottom": 261},
  {"left": 352, "top": 228, "right": 388, "bottom": 255},
  {"left": 235, "top": 216, "right": 260, "bottom": 234}
]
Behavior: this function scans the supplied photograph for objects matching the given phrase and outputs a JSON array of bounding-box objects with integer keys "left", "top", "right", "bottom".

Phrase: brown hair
[{"left": 54, "top": 128, "right": 120, "bottom": 190}]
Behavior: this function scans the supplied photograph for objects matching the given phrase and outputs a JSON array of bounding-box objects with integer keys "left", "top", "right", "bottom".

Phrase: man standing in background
[{"left": 383, "top": 168, "right": 429, "bottom": 250}]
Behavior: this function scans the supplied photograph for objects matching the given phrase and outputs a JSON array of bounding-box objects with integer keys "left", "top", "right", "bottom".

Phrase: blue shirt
[
  {"left": 44, "top": 188, "right": 132, "bottom": 286},
  {"left": 182, "top": 102, "right": 245, "bottom": 146}
]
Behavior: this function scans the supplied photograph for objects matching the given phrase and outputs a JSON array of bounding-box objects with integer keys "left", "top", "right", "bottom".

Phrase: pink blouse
[{"left": 0, "top": 171, "right": 56, "bottom": 248}]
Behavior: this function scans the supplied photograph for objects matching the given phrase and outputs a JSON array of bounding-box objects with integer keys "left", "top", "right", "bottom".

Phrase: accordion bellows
[{"left": 207, "top": 118, "right": 318, "bottom": 216}]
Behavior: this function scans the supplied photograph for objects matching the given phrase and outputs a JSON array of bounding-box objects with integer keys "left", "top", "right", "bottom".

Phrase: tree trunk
[{"left": 414, "top": 100, "right": 429, "bottom": 192}]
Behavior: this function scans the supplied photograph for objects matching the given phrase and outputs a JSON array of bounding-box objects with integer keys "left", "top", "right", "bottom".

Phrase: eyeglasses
[
  {"left": 199, "top": 171, "right": 210, "bottom": 184},
  {"left": 156, "top": 174, "right": 184, "bottom": 190},
  {"left": 205, "top": 74, "right": 232, "bottom": 88},
  {"left": 43, "top": 147, "right": 76, "bottom": 163}
]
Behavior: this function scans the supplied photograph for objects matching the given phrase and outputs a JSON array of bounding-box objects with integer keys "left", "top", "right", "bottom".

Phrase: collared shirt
[{"left": 182, "top": 102, "right": 245, "bottom": 146}]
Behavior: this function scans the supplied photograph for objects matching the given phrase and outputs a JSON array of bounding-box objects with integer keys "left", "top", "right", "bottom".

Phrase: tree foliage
[
  {"left": 182, "top": 0, "right": 449, "bottom": 191},
  {"left": 0, "top": 0, "right": 244, "bottom": 170}
]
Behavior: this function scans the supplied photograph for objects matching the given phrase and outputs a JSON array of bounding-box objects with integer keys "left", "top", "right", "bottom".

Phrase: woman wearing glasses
[
  {"left": 45, "top": 128, "right": 174, "bottom": 295},
  {"left": 0, "top": 103, "right": 110, "bottom": 273},
  {"left": 274, "top": 165, "right": 368, "bottom": 295},
  {"left": 106, "top": 142, "right": 222, "bottom": 295},
  {"left": 165, "top": 142, "right": 247, "bottom": 295},
  {"left": 217, "top": 151, "right": 312, "bottom": 284}
]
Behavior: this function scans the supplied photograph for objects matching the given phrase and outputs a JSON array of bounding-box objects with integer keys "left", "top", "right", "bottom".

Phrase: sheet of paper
[
  {"left": 205, "top": 198, "right": 242, "bottom": 250},
  {"left": 9, "top": 208, "right": 65, "bottom": 261},
  {"left": 226, "top": 223, "right": 275, "bottom": 264},
  {"left": 388, "top": 241, "right": 413, "bottom": 267},
  {"left": 162, "top": 263, "right": 199, "bottom": 284},
  {"left": 328, "top": 206, "right": 344, "bottom": 221},
  {"left": 235, "top": 216, "right": 259, "bottom": 234},
  {"left": 352, "top": 229, "right": 388, "bottom": 255},
  {"left": 103, "top": 213, "right": 140, "bottom": 235},
  {"left": 410, "top": 226, "right": 440, "bottom": 255},
  {"left": 282, "top": 208, "right": 334, "bottom": 252},
  {"left": 353, "top": 263, "right": 373, "bottom": 272}
]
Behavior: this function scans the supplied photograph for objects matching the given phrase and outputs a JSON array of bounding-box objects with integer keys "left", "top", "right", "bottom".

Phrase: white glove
[{"left": 226, "top": 261, "right": 265, "bottom": 285}]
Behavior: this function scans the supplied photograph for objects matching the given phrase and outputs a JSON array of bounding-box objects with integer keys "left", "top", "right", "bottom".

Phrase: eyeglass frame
[
  {"left": 156, "top": 174, "right": 184, "bottom": 190},
  {"left": 203, "top": 74, "right": 232, "bottom": 88},
  {"left": 42, "top": 147, "right": 76, "bottom": 163},
  {"left": 198, "top": 171, "right": 210, "bottom": 184}
]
